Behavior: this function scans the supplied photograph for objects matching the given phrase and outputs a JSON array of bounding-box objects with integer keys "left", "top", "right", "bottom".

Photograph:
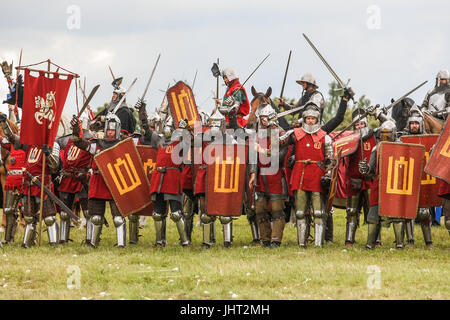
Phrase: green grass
[{"left": 0, "top": 209, "right": 449, "bottom": 300}]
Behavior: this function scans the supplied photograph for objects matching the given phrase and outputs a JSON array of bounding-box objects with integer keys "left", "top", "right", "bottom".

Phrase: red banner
[
  {"left": 135, "top": 145, "right": 158, "bottom": 216},
  {"left": 206, "top": 144, "right": 248, "bottom": 216},
  {"left": 424, "top": 118, "right": 450, "bottom": 184},
  {"left": 378, "top": 142, "right": 425, "bottom": 219},
  {"left": 94, "top": 138, "right": 151, "bottom": 216},
  {"left": 167, "top": 81, "right": 200, "bottom": 128},
  {"left": 400, "top": 134, "right": 442, "bottom": 207},
  {"left": 20, "top": 69, "right": 73, "bottom": 147}
]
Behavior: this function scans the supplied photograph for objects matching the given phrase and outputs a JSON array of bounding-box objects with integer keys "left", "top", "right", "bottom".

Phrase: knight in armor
[
  {"left": 55, "top": 117, "right": 93, "bottom": 244},
  {"left": 401, "top": 108, "right": 434, "bottom": 247},
  {"left": 136, "top": 100, "right": 190, "bottom": 248},
  {"left": 342, "top": 108, "right": 377, "bottom": 246},
  {"left": 93, "top": 77, "right": 137, "bottom": 135},
  {"left": 0, "top": 124, "right": 25, "bottom": 244},
  {"left": 421, "top": 69, "right": 450, "bottom": 120},
  {"left": 214, "top": 68, "right": 250, "bottom": 128},
  {"left": 278, "top": 73, "right": 326, "bottom": 121},
  {"left": 71, "top": 114, "right": 127, "bottom": 248},
  {"left": 362, "top": 117, "right": 407, "bottom": 249},
  {"left": 0, "top": 114, "right": 60, "bottom": 248},
  {"left": 248, "top": 105, "right": 289, "bottom": 248}
]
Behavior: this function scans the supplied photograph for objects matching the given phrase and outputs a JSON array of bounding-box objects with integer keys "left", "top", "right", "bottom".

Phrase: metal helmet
[
  {"left": 198, "top": 109, "right": 210, "bottom": 126},
  {"left": 406, "top": 108, "right": 424, "bottom": 134},
  {"left": 221, "top": 68, "right": 238, "bottom": 81},
  {"left": 148, "top": 112, "right": 161, "bottom": 129},
  {"left": 302, "top": 102, "right": 321, "bottom": 134},
  {"left": 378, "top": 119, "right": 397, "bottom": 142},
  {"left": 258, "top": 104, "right": 275, "bottom": 127},
  {"left": 296, "top": 73, "right": 318, "bottom": 88},
  {"left": 352, "top": 108, "right": 369, "bottom": 136},
  {"left": 436, "top": 69, "right": 450, "bottom": 83},
  {"left": 209, "top": 109, "right": 226, "bottom": 134},
  {"left": 104, "top": 113, "right": 121, "bottom": 141},
  {"left": 113, "top": 86, "right": 126, "bottom": 101},
  {"left": 163, "top": 115, "right": 174, "bottom": 139}
]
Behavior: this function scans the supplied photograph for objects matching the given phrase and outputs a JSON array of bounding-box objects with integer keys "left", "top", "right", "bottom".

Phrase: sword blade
[
  {"left": 302, "top": 33, "right": 346, "bottom": 89},
  {"left": 113, "top": 78, "right": 137, "bottom": 114},
  {"left": 280, "top": 50, "right": 292, "bottom": 98},
  {"left": 141, "top": 53, "right": 161, "bottom": 101},
  {"left": 77, "top": 84, "right": 100, "bottom": 118}
]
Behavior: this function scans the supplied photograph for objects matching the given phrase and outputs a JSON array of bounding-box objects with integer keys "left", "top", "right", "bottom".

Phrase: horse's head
[{"left": 250, "top": 86, "right": 272, "bottom": 113}]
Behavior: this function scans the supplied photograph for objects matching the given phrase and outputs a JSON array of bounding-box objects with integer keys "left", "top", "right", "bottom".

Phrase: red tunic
[
  {"left": 58, "top": 139, "right": 93, "bottom": 194},
  {"left": 23, "top": 145, "right": 53, "bottom": 197},
  {"left": 290, "top": 128, "right": 326, "bottom": 192},
  {"left": 1, "top": 143, "right": 25, "bottom": 191},
  {"left": 88, "top": 145, "right": 112, "bottom": 200},
  {"left": 256, "top": 133, "right": 286, "bottom": 195},
  {"left": 345, "top": 135, "right": 376, "bottom": 197},
  {"left": 149, "top": 141, "right": 182, "bottom": 195},
  {"left": 284, "top": 145, "right": 294, "bottom": 197}
]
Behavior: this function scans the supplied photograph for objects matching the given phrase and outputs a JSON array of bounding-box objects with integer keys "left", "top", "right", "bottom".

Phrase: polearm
[
  {"left": 302, "top": 33, "right": 353, "bottom": 101},
  {"left": 279, "top": 50, "right": 292, "bottom": 99},
  {"left": 216, "top": 58, "right": 219, "bottom": 99},
  {"left": 108, "top": 65, "right": 116, "bottom": 81},
  {"left": 13, "top": 49, "right": 23, "bottom": 123},
  {"left": 140, "top": 53, "right": 161, "bottom": 102},
  {"left": 332, "top": 80, "right": 428, "bottom": 141},
  {"left": 192, "top": 69, "right": 198, "bottom": 91}
]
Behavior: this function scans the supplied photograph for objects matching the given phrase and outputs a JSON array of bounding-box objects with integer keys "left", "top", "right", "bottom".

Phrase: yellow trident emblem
[
  {"left": 386, "top": 156, "right": 415, "bottom": 195},
  {"left": 421, "top": 151, "right": 436, "bottom": 185},
  {"left": 170, "top": 89, "right": 198, "bottom": 126},
  {"left": 440, "top": 136, "right": 450, "bottom": 158},
  {"left": 107, "top": 153, "right": 142, "bottom": 195},
  {"left": 214, "top": 156, "right": 240, "bottom": 193},
  {"left": 143, "top": 159, "right": 156, "bottom": 178}
]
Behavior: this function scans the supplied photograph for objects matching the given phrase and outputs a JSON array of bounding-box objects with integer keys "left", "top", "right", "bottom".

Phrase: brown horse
[
  {"left": 424, "top": 112, "right": 444, "bottom": 134},
  {"left": 248, "top": 86, "right": 290, "bottom": 130},
  {"left": 0, "top": 119, "right": 19, "bottom": 228}
]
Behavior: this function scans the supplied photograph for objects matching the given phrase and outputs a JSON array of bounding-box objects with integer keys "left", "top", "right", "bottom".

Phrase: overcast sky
[{"left": 0, "top": 0, "right": 448, "bottom": 118}]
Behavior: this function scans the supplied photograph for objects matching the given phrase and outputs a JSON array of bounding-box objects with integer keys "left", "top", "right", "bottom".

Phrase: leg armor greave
[
  {"left": 219, "top": 216, "right": 233, "bottom": 246},
  {"left": 84, "top": 210, "right": 93, "bottom": 244},
  {"left": 345, "top": 208, "right": 359, "bottom": 245},
  {"left": 22, "top": 216, "right": 37, "bottom": 249},
  {"left": 313, "top": 210, "right": 325, "bottom": 247},
  {"left": 271, "top": 211, "right": 286, "bottom": 244},
  {"left": 152, "top": 212, "right": 167, "bottom": 246},
  {"left": 59, "top": 211, "right": 71, "bottom": 244},
  {"left": 170, "top": 210, "right": 189, "bottom": 246},
  {"left": 376, "top": 222, "right": 382, "bottom": 245},
  {"left": 295, "top": 210, "right": 308, "bottom": 248},
  {"left": 404, "top": 219, "right": 414, "bottom": 244},
  {"left": 128, "top": 214, "right": 139, "bottom": 244},
  {"left": 90, "top": 215, "right": 104, "bottom": 248},
  {"left": 366, "top": 222, "right": 378, "bottom": 249},
  {"left": 247, "top": 212, "right": 260, "bottom": 242},
  {"left": 200, "top": 214, "right": 216, "bottom": 247},
  {"left": 417, "top": 208, "right": 432, "bottom": 245},
  {"left": 325, "top": 209, "right": 334, "bottom": 243},
  {"left": 113, "top": 216, "right": 126, "bottom": 248},
  {"left": 393, "top": 220, "right": 405, "bottom": 249},
  {"left": 4, "top": 190, "right": 20, "bottom": 243},
  {"left": 44, "top": 216, "right": 59, "bottom": 245}
]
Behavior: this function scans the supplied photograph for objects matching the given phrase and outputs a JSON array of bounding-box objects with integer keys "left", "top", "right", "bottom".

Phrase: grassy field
[{"left": 0, "top": 208, "right": 449, "bottom": 300}]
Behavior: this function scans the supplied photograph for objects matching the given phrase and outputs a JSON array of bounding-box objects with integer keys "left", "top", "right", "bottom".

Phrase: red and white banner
[{"left": 20, "top": 69, "right": 73, "bottom": 147}]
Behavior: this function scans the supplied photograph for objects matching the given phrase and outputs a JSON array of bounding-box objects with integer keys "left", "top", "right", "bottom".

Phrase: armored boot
[
  {"left": 393, "top": 220, "right": 405, "bottom": 249},
  {"left": 4, "top": 212, "right": 18, "bottom": 243},
  {"left": 249, "top": 220, "right": 260, "bottom": 245},
  {"left": 90, "top": 215, "right": 104, "bottom": 248},
  {"left": 219, "top": 216, "right": 233, "bottom": 248},
  {"left": 84, "top": 210, "right": 94, "bottom": 246},
  {"left": 271, "top": 211, "right": 286, "bottom": 246},
  {"left": 44, "top": 216, "right": 59, "bottom": 245},
  {"left": 113, "top": 216, "right": 126, "bottom": 248},
  {"left": 325, "top": 209, "right": 334, "bottom": 243},
  {"left": 183, "top": 195, "right": 195, "bottom": 243},
  {"left": 404, "top": 219, "right": 414, "bottom": 245},
  {"left": 256, "top": 213, "right": 271, "bottom": 247},
  {"left": 170, "top": 210, "right": 189, "bottom": 246},
  {"left": 313, "top": 210, "right": 325, "bottom": 247},
  {"left": 128, "top": 214, "right": 140, "bottom": 244},
  {"left": 366, "top": 223, "right": 378, "bottom": 249},
  {"left": 375, "top": 223, "right": 382, "bottom": 246},
  {"left": 295, "top": 211, "right": 308, "bottom": 248},
  {"left": 22, "top": 216, "right": 37, "bottom": 249},
  {"left": 421, "top": 220, "right": 433, "bottom": 247},
  {"left": 153, "top": 212, "right": 167, "bottom": 247},
  {"left": 59, "top": 211, "right": 71, "bottom": 244},
  {"left": 345, "top": 208, "right": 358, "bottom": 246},
  {"left": 200, "top": 214, "right": 216, "bottom": 248}
]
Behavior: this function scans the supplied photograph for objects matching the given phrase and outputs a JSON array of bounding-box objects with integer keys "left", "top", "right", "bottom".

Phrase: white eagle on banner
[{"left": 34, "top": 91, "right": 56, "bottom": 129}]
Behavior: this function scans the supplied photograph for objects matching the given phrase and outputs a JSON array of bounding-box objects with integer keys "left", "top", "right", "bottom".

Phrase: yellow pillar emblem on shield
[
  {"left": 67, "top": 145, "right": 81, "bottom": 161},
  {"left": 170, "top": 89, "right": 198, "bottom": 126},
  {"left": 386, "top": 156, "right": 414, "bottom": 195},
  {"left": 440, "top": 136, "right": 450, "bottom": 157},
  {"left": 214, "top": 156, "right": 240, "bottom": 193},
  {"left": 107, "top": 153, "right": 142, "bottom": 195},
  {"left": 421, "top": 152, "right": 435, "bottom": 185}
]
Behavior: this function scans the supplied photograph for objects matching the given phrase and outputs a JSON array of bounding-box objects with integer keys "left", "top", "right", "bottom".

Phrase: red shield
[
  {"left": 167, "top": 81, "right": 201, "bottom": 129},
  {"left": 206, "top": 144, "right": 248, "bottom": 216},
  {"left": 20, "top": 69, "right": 73, "bottom": 147},
  {"left": 94, "top": 138, "right": 151, "bottom": 216},
  {"left": 332, "top": 132, "right": 360, "bottom": 157},
  {"left": 424, "top": 118, "right": 450, "bottom": 184},
  {"left": 400, "top": 134, "right": 442, "bottom": 207},
  {"left": 378, "top": 142, "right": 425, "bottom": 219},
  {"left": 134, "top": 145, "right": 158, "bottom": 216}
]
